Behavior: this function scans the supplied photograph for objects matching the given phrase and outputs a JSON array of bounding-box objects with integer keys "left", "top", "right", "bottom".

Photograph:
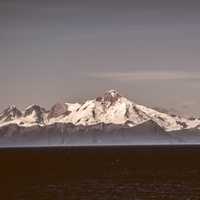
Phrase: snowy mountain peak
[
  {"left": 8, "top": 104, "right": 17, "bottom": 110},
  {"left": 103, "top": 89, "right": 122, "bottom": 103},
  {"left": 105, "top": 89, "right": 121, "bottom": 97},
  {"left": 95, "top": 90, "right": 123, "bottom": 107},
  {"left": 24, "top": 104, "right": 47, "bottom": 124},
  {"left": 0, "top": 105, "right": 22, "bottom": 123},
  {"left": 0, "top": 90, "right": 200, "bottom": 131},
  {"left": 24, "top": 104, "right": 46, "bottom": 115}
]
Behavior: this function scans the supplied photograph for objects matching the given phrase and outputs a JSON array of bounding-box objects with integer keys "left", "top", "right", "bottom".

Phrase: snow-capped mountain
[
  {"left": 23, "top": 104, "right": 47, "bottom": 125},
  {"left": 0, "top": 89, "right": 200, "bottom": 131},
  {"left": 0, "top": 105, "right": 22, "bottom": 123}
]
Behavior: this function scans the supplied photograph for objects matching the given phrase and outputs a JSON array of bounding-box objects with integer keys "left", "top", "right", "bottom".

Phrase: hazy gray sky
[{"left": 1, "top": 0, "right": 200, "bottom": 116}]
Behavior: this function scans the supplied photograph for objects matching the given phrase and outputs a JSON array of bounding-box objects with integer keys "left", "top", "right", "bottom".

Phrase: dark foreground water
[{"left": 1, "top": 145, "right": 200, "bottom": 200}]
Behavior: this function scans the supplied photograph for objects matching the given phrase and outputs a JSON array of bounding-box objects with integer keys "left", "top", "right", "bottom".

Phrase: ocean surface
[{"left": 1, "top": 145, "right": 200, "bottom": 200}]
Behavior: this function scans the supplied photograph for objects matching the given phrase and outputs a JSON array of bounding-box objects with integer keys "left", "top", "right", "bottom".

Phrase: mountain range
[{"left": 1, "top": 90, "right": 200, "bottom": 146}]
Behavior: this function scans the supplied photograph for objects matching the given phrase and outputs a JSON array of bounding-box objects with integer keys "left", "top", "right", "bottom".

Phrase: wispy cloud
[{"left": 89, "top": 71, "right": 200, "bottom": 81}]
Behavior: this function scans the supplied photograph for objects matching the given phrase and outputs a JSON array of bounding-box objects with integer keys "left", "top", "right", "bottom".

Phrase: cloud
[{"left": 89, "top": 71, "right": 200, "bottom": 81}]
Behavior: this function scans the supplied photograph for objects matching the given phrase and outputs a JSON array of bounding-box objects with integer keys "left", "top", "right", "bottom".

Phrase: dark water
[{"left": 1, "top": 145, "right": 200, "bottom": 200}]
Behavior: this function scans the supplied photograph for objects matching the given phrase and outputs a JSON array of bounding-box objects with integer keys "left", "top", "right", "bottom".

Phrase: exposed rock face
[
  {"left": 48, "top": 103, "right": 69, "bottom": 119},
  {"left": 103, "top": 90, "right": 122, "bottom": 104},
  {"left": 0, "top": 105, "right": 22, "bottom": 123},
  {"left": 24, "top": 105, "right": 47, "bottom": 124}
]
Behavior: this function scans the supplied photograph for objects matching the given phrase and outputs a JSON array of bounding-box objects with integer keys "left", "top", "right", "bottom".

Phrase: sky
[{"left": 0, "top": 0, "right": 200, "bottom": 116}]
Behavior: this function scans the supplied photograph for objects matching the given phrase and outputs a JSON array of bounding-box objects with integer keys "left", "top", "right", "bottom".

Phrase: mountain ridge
[{"left": 0, "top": 90, "right": 200, "bottom": 132}]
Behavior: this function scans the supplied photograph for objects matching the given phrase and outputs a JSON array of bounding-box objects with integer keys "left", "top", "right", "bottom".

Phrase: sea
[{"left": 1, "top": 145, "right": 200, "bottom": 200}]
